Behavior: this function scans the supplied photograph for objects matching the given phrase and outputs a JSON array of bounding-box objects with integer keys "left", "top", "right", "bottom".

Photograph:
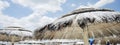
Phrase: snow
[
  {"left": 34, "top": 8, "right": 120, "bottom": 31},
  {"left": 10, "top": 31, "right": 32, "bottom": 37},
  {"left": 40, "top": 15, "right": 76, "bottom": 30},
  {"left": 0, "top": 30, "right": 32, "bottom": 37},
  {"left": 66, "top": 8, "right": 114, "bottom": 16},
  {"left": 0, "top": 41, "right": 11, "bottom": 45},
  {"left": 52, "top": 11, "right": 120, "bottom": 28},
  {"left": 53, "top": 11, "right": 120, "bottom": 25},
  {"left": 35, "top": 9, "right": 120, "bottom": 32},
  {"left": 76, "top": 42, "right": 84, "bottom": 44},
  {"left": 19, "top": 39, "right": 82, "bottom": 43},
  {"left": 0, "top": 30, "right": 11, "bottom": 34},
  {"left": 46, "top": 11, "right": 120, "bottom": 29},
  {"left": 76, "top": 11, "right": 120, "bottom": 23},
  {"left": 0, "top": 39, "right": 83, "bottom": 45},
  {"left": 1, "top": 40, "right": 120, "bottom": 45},
  {"left": 52, "top": 15, "right": 76, "bottom": 26},
  {"left": 16, "top": 39, "right": 83, "bottom": 45}
]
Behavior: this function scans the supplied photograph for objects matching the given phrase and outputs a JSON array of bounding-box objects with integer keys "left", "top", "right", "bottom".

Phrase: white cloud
[
  {"left": 11, "top": 0, "right": 66, "bottom": 25},
  {"left": 0, "top": 11, "right": 55, "bottom": 31},
  {"left": 0, "top": 1, "right": 18, "bottom": 29},
  {"left": 11, "top": 0, "right": 66, "bottom": 12},
  {"left": 71, "top": 3, "right": 76, "bottom": 7},
  {"left": 11, "top": 0, "right": 66, "bottom": 22},
  {"left": 0, "top": 13, "right": 19, "bottom": 27},
  {"left": 94, "top": 0, "right": 114, "bottom": 8},
  {"left": 0, "top": 0, "right": 115, "bottom": 31},
  {"left": 12, "top": 0, "right": 65, "bottom": 30},
  {"left": 78, "top": 0, "right": 115, "bottom": 8},
  {"left": 0, "top": 0, "right": 9, "bottom": 12},
  {"left": 0, "top": 0, "right": 66, "bottom": 31}
]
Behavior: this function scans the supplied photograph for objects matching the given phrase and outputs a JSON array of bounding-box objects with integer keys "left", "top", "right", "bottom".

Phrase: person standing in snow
[
  {"left": 106, "top": 40, "right": 110, "bottom": 45},
  {"left": 89, "top": 38, "right": 95, "bottom": 45}
]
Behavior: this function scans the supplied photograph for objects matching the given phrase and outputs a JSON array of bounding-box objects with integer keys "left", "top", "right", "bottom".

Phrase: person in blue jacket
[
  {"left": 89, "top": 38, "right": 95, "bottom": 45},
  {"left": 106, "top": 40, "right": 110, "bottom": 45}
]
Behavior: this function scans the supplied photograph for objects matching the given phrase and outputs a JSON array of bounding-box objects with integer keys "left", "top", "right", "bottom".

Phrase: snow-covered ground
[
  {"left": 0, "top": 39, "right": 120, "bottom": 45},
  {"left": 0, "top": 41, "right": 11, "bottom": 45},
  {"left": 0, "top": 39, "right": 84, "bottom": 45}
]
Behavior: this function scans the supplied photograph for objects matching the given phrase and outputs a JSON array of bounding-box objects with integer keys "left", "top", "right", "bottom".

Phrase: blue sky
[
  {"left": 2, "top": 0, "right": 33, "bottom": 18},
  {"left": 2, "top": 0, "right": 120, "bottom": 18},
  {"left": 0, "top": 0, "right": 120, "bottom": 30}
]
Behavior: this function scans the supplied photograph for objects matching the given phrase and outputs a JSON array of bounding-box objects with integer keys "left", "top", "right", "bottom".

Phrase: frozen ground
[
  {"left": 0, "top": 39, "right": 83, "bottom": 45},
  {"left": 0, "top": 39, "right": 120, "bottom": 45}
]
